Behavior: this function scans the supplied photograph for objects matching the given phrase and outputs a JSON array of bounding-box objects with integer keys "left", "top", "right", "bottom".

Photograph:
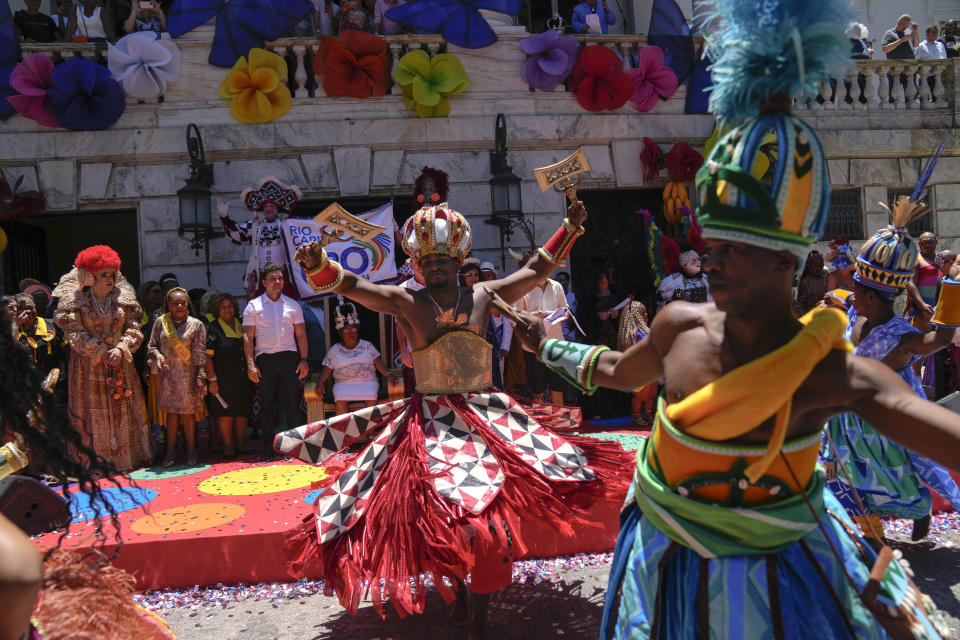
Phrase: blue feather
[
  {"left": 910, "top": 137, "right": 946, "bottom": 203},
  {"left": 701, "top": 0, "right": 853, "bottom": 124}
]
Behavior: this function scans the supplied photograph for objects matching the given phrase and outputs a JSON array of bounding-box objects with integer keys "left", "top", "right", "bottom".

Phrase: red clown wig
[{"left": 74, "top": 245, "right": 121, "bottom": 273}]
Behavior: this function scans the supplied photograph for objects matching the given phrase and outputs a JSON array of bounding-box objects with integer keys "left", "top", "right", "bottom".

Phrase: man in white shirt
[
  {"left": 243, "top": 263, "right": 310, "bottom": 459},
  {"left": 914, "top": 25, "right": 947, "bottom": 100},
  {"left": 516, "top": 273, "right": 567, "bottom": 404},
  {"left": 916, "top": 25, "right": 947, "bottom": 59}
]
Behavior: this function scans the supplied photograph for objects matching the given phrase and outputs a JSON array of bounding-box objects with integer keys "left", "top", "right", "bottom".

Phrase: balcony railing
[
  {"left": 796, "top": 59, "right": 951, "bottom": 110},
  {"left": 20, "top": 35, "right": 958, "bottom": 117}
]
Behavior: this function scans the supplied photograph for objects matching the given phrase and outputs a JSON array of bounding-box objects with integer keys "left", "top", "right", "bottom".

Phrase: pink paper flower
[
  {"left": 7, "top": 54, "right": 58, "bottom": 128},
  {"left": 625, "top": 46, "right": 678, "bottom": 112}
]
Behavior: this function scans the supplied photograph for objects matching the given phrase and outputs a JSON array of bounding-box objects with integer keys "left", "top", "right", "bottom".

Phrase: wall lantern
[
  {"left": 177, "top": 124, "right": 217, "bottom": 285},
  {"left": 485, "top": 113, "right": 532, "bottom": 270}
]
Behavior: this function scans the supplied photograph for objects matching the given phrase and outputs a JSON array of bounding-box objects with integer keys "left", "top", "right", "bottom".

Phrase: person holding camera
[
  {"left": 124, "top": 0, "right": 166, "bottom": 39},
  {"left": 881, "top": 13, "right": 920, "bottom": 59}
]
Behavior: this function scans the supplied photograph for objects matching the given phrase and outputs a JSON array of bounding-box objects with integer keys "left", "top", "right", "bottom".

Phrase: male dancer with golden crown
[{"left": 274, "top": 199, "right": 633, "bottom": 637}]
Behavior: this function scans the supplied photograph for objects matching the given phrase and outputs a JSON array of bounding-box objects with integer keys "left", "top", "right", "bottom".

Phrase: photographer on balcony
[
  {"left": 123, "top": 0, "right": 167, "bottom": 39},
  {"left": 881, "top": 14, "right": 919, "bottom": 59}
]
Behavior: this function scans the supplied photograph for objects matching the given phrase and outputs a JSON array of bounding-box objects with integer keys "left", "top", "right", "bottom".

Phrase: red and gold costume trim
[
  {"left": 537, "top": 218, "right": 585, "bottom": 266},
  {"left": 304, "top": 248, "right": 345, "bottom": 293}
]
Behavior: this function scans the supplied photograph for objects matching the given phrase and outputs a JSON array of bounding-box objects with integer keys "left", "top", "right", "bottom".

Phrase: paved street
[{"left": 160, "top": 529, "right": 960, "bottom": 640}]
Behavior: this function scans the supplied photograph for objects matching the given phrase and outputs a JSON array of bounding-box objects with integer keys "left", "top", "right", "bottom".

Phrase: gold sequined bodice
[{"left": 411, "top": 331, "right": 492, "bottom": 394}]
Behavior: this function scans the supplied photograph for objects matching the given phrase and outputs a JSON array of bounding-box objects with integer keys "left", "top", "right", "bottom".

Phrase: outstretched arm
[
  {"left": 848, "top": 354, "right": 960, "bottom": 471},
  {"left": 884, "top": 325, "right": 956, "bottom": 370},
  {"left": 512, "top": 301, "right": 670, "bottom": 393},
  {"left": 294, "top": 243, "right": 414, "bottom": 316},
  {"left": 484, "top": 200, "right": 587, "bottom": 305}
]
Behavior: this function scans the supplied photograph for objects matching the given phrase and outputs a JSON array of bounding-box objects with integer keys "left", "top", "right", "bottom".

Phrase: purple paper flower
[
  {"left": 48, "top": 58, "right": 125, "bottom": 131},
  {"left": 520, "top": 30, "right": 578, "bottom": 92},
  {"left": 7, "top": 54, "right": 58, "bottom": 128},
  {"left": 625, "top": 45, "right": 678, "bottom": 112}
]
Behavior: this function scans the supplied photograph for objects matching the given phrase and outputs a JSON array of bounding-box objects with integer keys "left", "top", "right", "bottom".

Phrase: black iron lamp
[
  {"left": 177, "top": 124, "right": 217, "bottom": 285},
  {"left": 485, "top": 113, "right": 532, "bottom": 270}
]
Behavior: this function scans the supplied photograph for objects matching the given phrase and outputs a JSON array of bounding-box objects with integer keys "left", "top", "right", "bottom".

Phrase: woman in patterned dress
[
  {"left": 147, "top": 287, "right": 207, "bottom": 466},
  {"left": 53, "top": 245, "right": 151, "bottom": 473}
]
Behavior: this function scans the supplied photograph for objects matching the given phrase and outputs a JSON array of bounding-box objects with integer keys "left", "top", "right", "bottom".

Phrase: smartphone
[{"left": 139, "top": 1, "right": 152, "bottom": 9}]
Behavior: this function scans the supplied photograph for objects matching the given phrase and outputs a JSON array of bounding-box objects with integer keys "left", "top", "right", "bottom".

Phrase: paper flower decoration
[
  {"left": 47, "top": 59, "right": 125, "bottom": 131},
  {"left": 665, "top": 141, "right": 703, "bottom": 182},
  {"left": 568, "top": 44, "right": 632, "bottom": 113},
  {"left": 314, "top": 31, "right": 390, "bottom": 98},
  {"left": 385, "top": 0, "right": 521, "bottom": 49},
  {"left": 392, "top": 49, "right": 469, "bottom": 118},
  {"left": 219, "top": 48, "right": 292, "bottom": 124},
  {"left": 0, "top": 176, "right": 46, "bottom": 221},
  {"left": 108, "top": 33, "right": 181, "bottom": 100},
  {"left": 640, "top": 137, "right": 662, "bottom": 182},
  {"left": 0, "top": 65, "right": 16, "bottom": 120},
  {"left": 520, "top": 30, "right": 577, "bottom": 92},
  {"left": 625, "top": 46, "right": 678, "bottom": 112},
  {"left": 0, "top": 0, "right": 22, "bottom": 120},
  {"left": 167, "top": 0, "right": 312, "bottom": 67},
  {"left": 7, "top": 54, "right": 57, "bottom": 127}
]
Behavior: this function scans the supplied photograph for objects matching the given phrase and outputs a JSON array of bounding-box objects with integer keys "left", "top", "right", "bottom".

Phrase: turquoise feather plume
[{"left": 702, "top": 0, "right": 854, "bottom": 124}]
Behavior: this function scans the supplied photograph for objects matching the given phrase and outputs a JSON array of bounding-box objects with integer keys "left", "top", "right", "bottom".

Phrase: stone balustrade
[
  {"left": 21, "top": 41, "right": 108, "bottom": 64},
  {"left": 796, "top": 59, "right": 952, "bottom": 111}
]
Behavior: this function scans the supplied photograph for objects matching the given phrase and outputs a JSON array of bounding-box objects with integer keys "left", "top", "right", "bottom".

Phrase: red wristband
[
  {"left": 305, "top": 254, "right": 344, "bottom": 292},
  {"left": 537, "top": 218, "right": 584, "bottom": 266}
]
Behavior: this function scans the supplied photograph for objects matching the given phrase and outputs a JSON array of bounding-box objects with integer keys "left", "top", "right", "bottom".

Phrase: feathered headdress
[
  {"left": 695, "top": 0, "right": 852, "bottom": 260},
  {"left": 854, "top": 139, "right": 943, "bottom": 299}
]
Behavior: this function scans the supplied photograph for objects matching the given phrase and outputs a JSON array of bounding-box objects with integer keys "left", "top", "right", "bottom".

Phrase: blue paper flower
[
  {"left": 385, "top": 0, "right": 522, "bottom": 49},
  {"left": 47, "top": 59, "right": 125, "bottom": 131},
  {"left": 167, "top": 0, "right": 313, "bottom": 68},
  {"left": 0, "top": 0, "right": 23, "bottom": 120}
]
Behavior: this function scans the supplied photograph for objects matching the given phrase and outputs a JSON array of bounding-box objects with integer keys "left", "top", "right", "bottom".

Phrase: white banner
[{"left": 282, "top": 202, "right": 398, "bottom": 301}]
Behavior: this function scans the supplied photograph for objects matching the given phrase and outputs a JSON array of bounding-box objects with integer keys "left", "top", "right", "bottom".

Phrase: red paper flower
[
  {"left": 625, "top": 45, "right": 678, "bottom": 112},
  {"left": 314, "top": 30, "right": 390, "bottom": 98},
  {"left": 0, "top": 177, "right": 45, "bottom": 221},
  {"left": 665, "top": 142, "right": 704, "bottom": 182},
  {"left": 568, "top": 44, "right": 633, "bottom": 112},
  {"left": 641, "top": 137, "right": 662, "bottom": 182}
]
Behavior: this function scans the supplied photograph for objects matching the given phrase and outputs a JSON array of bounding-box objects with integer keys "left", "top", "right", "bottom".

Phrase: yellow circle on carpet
[
  {"left": 197, "top": 465, "right": 328, "bottom": 496},
  {"left": 130, "top": 503, "right": 245, "bottom": 534}
]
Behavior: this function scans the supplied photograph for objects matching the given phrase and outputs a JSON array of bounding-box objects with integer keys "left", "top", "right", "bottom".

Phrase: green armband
[{"left": 537, "top": 338, "right": 609, "bottom": 395}]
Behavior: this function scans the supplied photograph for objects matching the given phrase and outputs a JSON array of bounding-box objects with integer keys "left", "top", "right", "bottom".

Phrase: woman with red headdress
[{"left": 53, "top": 245, "right": 151, "bottom": 472}]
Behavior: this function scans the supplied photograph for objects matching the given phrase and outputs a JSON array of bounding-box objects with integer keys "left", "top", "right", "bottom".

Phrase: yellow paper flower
[
  {"left": 218, "top": 48, "right": 292, "bottom": 124},
  {"left": 392, "top": 50, "right": 469, "bottom": 118}
]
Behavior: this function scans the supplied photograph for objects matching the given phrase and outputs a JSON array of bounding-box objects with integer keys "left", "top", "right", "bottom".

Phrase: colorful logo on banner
[{"left": 282, "top": 202, "right": 398, "bottom": 301}]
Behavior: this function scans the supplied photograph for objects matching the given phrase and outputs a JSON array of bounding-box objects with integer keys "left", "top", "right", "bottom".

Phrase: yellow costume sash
[
  {"left": 218, "top": 317, "right": 243, "bottom": 339},
  {"left": 160, "top": 313, "right": 192, "bottom": 365},
  {"left": 18, "top": 317, "right": 55, "bottom": 361},
  {"left": 664, "top": 307, "right": 852, "bottom": 484}
]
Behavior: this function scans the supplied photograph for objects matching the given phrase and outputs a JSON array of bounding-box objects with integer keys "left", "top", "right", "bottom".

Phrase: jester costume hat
[
  {"left": 400, "top": 202, "right": 472, "bottom": 263},
  {"left": 695, "top": 1, "right": 852, "bottom": 259},
  {"left": 241, "top": 177, "right": 301, "bottom": 213}
]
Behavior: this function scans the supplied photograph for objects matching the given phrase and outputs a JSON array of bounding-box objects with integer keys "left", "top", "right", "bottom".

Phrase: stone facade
[{"left": 2, "top": 26, "right": 960, "bottom": 295}]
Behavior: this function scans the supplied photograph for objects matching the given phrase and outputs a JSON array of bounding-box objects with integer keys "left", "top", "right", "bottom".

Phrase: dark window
[
  {"left": 821, "top": 188, "right": 863, "bottom": 240},
  {"left": 887, "top": 188, "right": 935, "bottom": 236}
]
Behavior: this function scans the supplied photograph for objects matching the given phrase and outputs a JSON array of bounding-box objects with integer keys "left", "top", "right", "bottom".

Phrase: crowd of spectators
[{"left": 13, "top": 0, "right": 170, "bottom": 44}]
